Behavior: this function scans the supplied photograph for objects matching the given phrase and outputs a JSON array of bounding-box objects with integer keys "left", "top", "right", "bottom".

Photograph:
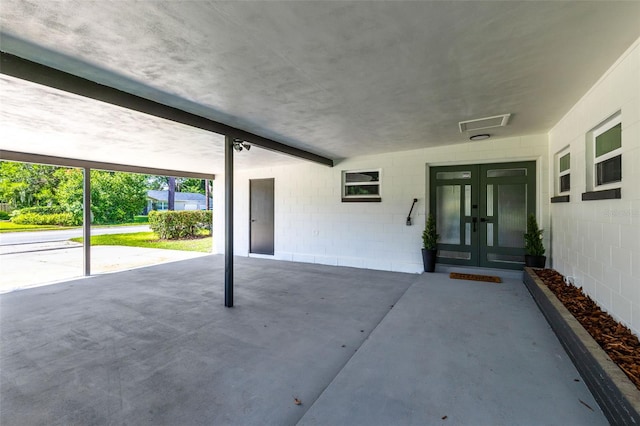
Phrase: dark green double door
[{"left": 429, "top": 162, "right": 536, "bottom": 270}]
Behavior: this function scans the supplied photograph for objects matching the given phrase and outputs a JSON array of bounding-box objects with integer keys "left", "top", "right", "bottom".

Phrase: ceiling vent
[{"left": 459, "top": 114, "right": 511, "bottom": 133}]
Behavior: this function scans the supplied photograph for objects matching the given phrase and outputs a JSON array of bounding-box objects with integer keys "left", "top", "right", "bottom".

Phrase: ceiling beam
[
  {"left": 0, "top": 150, "right": 215, "bottom": 179},
  {"left": 0, "top": 52, "right": 334, "bottom": 168}
]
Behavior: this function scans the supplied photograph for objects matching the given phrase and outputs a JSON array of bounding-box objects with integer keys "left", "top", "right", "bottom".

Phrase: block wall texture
[
  {"left": 549, "top": 39, "right": 640, "bottom": 336},
  {"left": 214, "top": 134, "right": 549, "bottom": 274}
]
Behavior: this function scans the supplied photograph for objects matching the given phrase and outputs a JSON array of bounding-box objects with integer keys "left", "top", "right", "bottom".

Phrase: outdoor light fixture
[
  {"left": 232, "top": 139, "right": 251, "bottom": 152},
  {"left": 469, "top": 134, "right": 490, "bottom": 141}
]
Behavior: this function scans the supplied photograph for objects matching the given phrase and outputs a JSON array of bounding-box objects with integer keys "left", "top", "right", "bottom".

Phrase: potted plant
[
  {"left": 524, "top": 213, "right": 546, "bottom": 268},
  {"left": 422, "top": 213, "right": 439, "bottom": 272}
]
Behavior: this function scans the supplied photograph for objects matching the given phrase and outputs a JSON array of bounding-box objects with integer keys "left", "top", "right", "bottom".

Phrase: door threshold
[
  {"left": 249, "top": 253, "right": 274, "bottom": 259},
  {"left": 435, "top": 264, "right": 522, "bottom": 281}
]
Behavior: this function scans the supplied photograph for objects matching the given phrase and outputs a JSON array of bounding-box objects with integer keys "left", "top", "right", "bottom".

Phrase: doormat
[{"left": 449, "top": 272, "right": 502, "bottom": 283}]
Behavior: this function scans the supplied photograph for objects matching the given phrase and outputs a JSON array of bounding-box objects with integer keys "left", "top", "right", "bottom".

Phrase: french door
[{"left": 429, "top": 162, "right": 536, "bottom": 270}]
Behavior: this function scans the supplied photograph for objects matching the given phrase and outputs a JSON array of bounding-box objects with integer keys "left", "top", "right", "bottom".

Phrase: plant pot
[
  {"left": 524, "top": 255, "right": 546, "bottom": 268},
  {"left": 422, "top": 248, "right": 437, "bottom": 273}
]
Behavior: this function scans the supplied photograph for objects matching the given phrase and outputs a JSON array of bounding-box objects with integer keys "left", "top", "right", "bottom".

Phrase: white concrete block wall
[
  {"left": 213, "top": 133, "right": 549, "bottom": 275},
  {"left": 549, "top": 38, "right": 640, "bottom": 336}
]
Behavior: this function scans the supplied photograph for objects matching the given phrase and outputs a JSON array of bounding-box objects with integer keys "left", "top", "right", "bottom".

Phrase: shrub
[
  {"left": 11, "top": 212, "right": 80, "bottom": 226},
  {"left": 0, "top": 211, "right": 10, "bottom": 220},
  {"left": 524, "top": 213, "right": 545, "bottom": 256},
  {"left": 422, "top": 213, "right": 439, "bottom": 250},
  {"left": 13, "top": 206, "right": 67, "bottom": 215},
  {"left": 134, "top": 215, "right": 149, "bottom": 223},
  {"left": 148, "top": 210, "right": 212, "bottom": 239}
]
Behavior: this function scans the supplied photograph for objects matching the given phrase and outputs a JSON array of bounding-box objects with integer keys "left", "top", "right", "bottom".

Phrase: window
[
  {"left": 153, "top": 201, "right": 168, "bottom": 210},
  {"left": 558, "top": 151, "right": 570, "bottom": 194},
  {"left": 589, "top": 113, "right": 622, "bottom": 189},
  {"left": 342, "top": 169, "right": 381, "bottom": 202}
]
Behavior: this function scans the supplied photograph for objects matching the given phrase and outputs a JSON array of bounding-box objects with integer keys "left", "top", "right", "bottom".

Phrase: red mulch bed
[{"left": 535, "top": 269, "right": 640, "bottom": 391}]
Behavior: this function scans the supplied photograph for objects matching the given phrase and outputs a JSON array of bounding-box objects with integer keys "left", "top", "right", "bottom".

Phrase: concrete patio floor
[{"left": 1, "top": 256, "right": 607, "bottom": 425}]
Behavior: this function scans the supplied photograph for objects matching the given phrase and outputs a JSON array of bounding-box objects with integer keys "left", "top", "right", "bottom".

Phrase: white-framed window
[
  {"left": 587, "top": 112, "right": 622, "bottom": 191},
  {"left": 153, "top": 201, "right": 168, "bottom": 210},
  {"left": 556, "top": 148, "right": 570, "bottom": 195},
  {"left": 342, "top": 169, "right": 381, "bottom": 202}
]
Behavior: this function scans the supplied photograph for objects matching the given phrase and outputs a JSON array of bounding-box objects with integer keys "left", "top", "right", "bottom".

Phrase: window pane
[
  {"left": 560, "top": 174, "right": 570, "bottom": 192},
  {"left": 345, "top": 171, "right": 379, "bottom": 182},
  {"left": 595, "top": 123, "right": 621, "bottom": 157},
  {"left": 436, "top": 171, "right": 471, "bottom": 180},
  {"left": 486, "top": 184, "right": 493, "bottom": 217},
  {"left": 464, "top": 185, "right": 471, "bottom": 216},
  {"left": 559, "top": 153, "right": 570, "bottom": 172},
  {"left": 596, "top": 155, "right": 622, "bottom": 186},
  {"left": 436, "top": 185, "right": 461, "bottom": 244},
  {"left": 497, "top": 184, "right": 527, "bottom": 248},
  {"left": 487, "top": 168, "right": 527, "bottom": 178},
  {"left": 465, "top": 223, "right": 471, "bottom": 246},
  {"left": 345, "top": 185, "right": 380, "bottom": 196},
  {"left": 487, "top": 223, "right": 494, "bottom": 247}
]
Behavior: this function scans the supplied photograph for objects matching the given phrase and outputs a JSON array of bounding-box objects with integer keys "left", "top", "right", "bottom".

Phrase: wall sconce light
[{"left": 233, "top": 139, "right": 251, "bottom": 152}]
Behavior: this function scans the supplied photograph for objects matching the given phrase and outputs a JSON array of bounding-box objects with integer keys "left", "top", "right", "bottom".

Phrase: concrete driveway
[
  {"left": 0, "top": 243, "right": 208, "bottom": 293},
  {"left": 0, "top": 256, "right": 607, "bottom": 425}
]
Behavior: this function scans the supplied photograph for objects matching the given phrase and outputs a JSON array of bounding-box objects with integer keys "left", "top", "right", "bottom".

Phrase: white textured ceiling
[{"left": 1, "top": 1, "right": 639, "bottom": 174}]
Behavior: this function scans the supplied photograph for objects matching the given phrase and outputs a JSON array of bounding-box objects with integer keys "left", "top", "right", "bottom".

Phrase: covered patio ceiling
[{"left": 1, "top": 1, "right": 639, "bottom": 173}]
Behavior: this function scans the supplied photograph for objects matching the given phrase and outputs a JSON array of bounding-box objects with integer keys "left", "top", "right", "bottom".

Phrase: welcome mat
[{"left": 449, "top": 272, "right": 502, "bottom": 283}]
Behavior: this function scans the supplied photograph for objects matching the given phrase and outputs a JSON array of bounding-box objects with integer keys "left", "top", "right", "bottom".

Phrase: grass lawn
[
  {"left": 0, "top": 221, "right": 147, "bottom": 233},
  {"left": 71, "top": 232, "right": 212, "bottom": 253}
]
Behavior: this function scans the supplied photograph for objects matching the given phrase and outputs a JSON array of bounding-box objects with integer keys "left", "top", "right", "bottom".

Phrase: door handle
[
  {"left": 251, "top": 219, "right": 256, "bottom": 222},
  {"left": 480, "top": 218, "right": 488, "bottom": 223}
]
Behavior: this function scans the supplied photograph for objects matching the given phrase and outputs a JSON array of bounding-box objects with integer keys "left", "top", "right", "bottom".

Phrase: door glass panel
[
  {"left": 465, "top": 223, "right": 471, "bottom": 245},
  {"left": 436, "top": 171, "right": 471, "bottom": 180},
  {"left": 497, "top": 184, "right": 527, "bottom": 247},
  {"left": 486, "top": 184, "right": 493, "bottom": 216},
  {"left": 464, "top": 185, "right": 471, "bottom": 216},
  {"left": 487, "top": 168, "right": 527, "bottom": 178},
  {"left": 487, "top": 223, "right": 494, "bottom": 246},
  {"left": 436, "top": 185, "right": 461, "bottom": 244},
  {"left": 438, "top": 250, "right": 471, "bottom": 260}
]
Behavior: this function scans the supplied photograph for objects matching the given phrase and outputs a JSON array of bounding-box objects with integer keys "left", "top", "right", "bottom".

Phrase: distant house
[{"left": 145, "top": 190, "right": 212, "bottom": 213}]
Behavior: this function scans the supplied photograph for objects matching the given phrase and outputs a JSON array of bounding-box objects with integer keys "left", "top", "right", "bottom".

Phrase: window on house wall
[
  {"left": 557, "top": 150, "right": 570, "bottom": 194},
  {"left": 342, "top": 169, "right": 381, "bottom": 202},
  {"left": 153, "top": 201, "right": 168, "bottom": 210},
  {"left": 588, "top": 113, "right": 622, "bottom": 189}
]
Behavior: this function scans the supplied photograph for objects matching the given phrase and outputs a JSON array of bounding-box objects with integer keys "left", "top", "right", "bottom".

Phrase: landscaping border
[{"left": 523, "top": 267, "right": 640, "bottom": 425}]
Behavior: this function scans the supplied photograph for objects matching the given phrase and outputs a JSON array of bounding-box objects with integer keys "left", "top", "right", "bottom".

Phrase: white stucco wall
[
  {"left": 213, "top": 133, "right": 549, "bottom": 274},
  {"left": 548, "top": 38, "right": 640, "bottom": 336}
]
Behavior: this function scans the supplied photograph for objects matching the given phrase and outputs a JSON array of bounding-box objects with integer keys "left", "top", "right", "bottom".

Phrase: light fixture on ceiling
[
  {"left": 233, "top": 139, "right": 251, "bottom": 152},
  {"left": 469, "top": 134, "right": 490, "bottom": 141}
]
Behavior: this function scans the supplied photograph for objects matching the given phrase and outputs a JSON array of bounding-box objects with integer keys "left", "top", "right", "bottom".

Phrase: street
[{"left": 0, "top": 225, "right": 151, "bottom": 245}]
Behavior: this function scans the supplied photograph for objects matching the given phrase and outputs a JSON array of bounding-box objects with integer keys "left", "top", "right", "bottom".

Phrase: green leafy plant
[
  {"left": 524, "top": 213, "right": 545, "bottom": 256},
  {"left": 11, "top": 212, "right": 79, "bottom": 226},
  {"left": 422, "top": 213, "right": 439, "bottom": 250},
  {"left": 149, "top": 210, "right": 212, "bottom": 239}
]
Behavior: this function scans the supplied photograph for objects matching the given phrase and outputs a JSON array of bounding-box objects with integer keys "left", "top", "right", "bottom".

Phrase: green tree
[
  {"left": 0, "top": 161, "right": 61, "bottom": 208},
  {"left": 56, "top": 169, "right": 148, "bottom": 224},
  {"left": 146, "top": 176, "right": 206, "bottom": 195},
  {"left": 180, "top": 178, "right": 206, "bottom": 194}
]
